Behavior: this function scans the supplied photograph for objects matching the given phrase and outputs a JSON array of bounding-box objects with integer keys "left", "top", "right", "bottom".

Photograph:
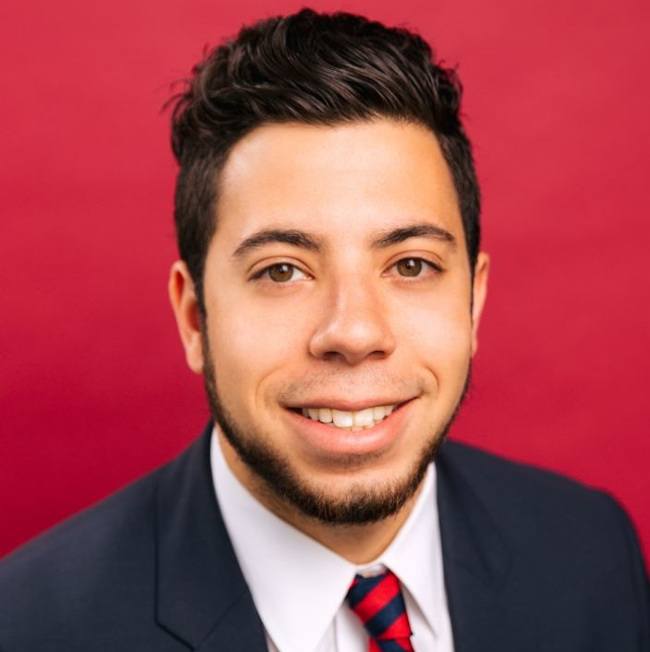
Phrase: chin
[{"left": 286, "top": 462, "right": 430, "bottom": 525}]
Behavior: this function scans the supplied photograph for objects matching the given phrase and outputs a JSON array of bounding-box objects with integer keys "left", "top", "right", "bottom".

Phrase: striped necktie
[{"left": 345, "top": 569, "right": 415, "bottom": 652}]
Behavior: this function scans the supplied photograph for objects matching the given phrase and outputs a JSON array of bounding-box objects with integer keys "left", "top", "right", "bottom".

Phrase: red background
[{"left": 1, "top": 0, "right": 649, "bottom": 559}]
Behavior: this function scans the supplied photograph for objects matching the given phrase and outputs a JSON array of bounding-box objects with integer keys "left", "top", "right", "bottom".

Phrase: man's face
[{"left": 172, "top": 118, "right": 488, "bottom": 524}]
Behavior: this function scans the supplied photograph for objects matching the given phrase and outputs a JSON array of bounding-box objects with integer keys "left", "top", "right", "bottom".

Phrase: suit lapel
[
  {"left": 436, "top": 441, "right": 536, "bottom": 652},
  {"left": 155, "top": 423, "right": 267, "bottom": 651}
]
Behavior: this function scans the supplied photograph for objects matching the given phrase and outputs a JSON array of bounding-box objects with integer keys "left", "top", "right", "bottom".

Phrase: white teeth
[
  {"left": 300, "top": 403, "right": 398, "bottom": 430},
  {"left": 372, "top": 406, "right": 385, "bottom": 421},
  {"left": 332, "top": 409, "right": 354, "bottom": 427},
  {"left": 353, "top": 408, "right": 374, "bottom": 427}
]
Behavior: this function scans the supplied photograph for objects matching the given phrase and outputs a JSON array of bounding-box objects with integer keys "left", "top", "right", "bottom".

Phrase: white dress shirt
[{"left": 210, "top": 429, "right": 455, "bottom": 652}]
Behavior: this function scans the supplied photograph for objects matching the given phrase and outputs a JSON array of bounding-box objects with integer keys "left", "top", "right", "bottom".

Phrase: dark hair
[{"left": 169, "top": 8, "right": 480, "bottom": 309}]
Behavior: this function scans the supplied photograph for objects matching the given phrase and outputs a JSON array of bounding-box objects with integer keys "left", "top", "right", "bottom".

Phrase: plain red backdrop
[{"left": 1, "top": 0, "right": 648, "bottom": 559}]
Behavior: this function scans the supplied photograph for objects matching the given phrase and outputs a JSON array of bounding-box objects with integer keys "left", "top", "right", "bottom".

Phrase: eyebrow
[
  {"left": 231, "top": 222, "right": 456, "bottom": 259},
  {"left": 232, "top": 229, "right": 323, "bottom": 259},
  {"left": 371, "top": 223, "right": 456, "bottom": 248}
]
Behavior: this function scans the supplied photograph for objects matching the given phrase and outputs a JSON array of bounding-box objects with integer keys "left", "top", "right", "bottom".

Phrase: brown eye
[
  {"left": 268, "top": 263, "right": 295, "bottom": 282},
  {"left": 256, "top": 263, "right": 310, "bottom": 283},
  {"left": 396, "top": 258, "right": 423, "bottom": 277}
]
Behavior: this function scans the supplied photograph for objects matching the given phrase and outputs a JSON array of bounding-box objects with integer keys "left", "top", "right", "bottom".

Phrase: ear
[
  {"left": 168, "top": 260, "right": 204, "bottom": 374},
  {"left": 470, "top": 252, "right": 490, "bottom": 357}
]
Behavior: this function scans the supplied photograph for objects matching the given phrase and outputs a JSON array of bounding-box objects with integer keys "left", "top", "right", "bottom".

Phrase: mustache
[{"left": 277, "top": 371, "right": 423, "bottom": 403}]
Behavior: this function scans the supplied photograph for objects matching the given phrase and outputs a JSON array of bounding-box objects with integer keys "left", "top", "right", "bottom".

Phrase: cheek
[
  {"left": 394, "top": 289, "right": 472, "bottom": 383},
  {"left": 206, "top": 292, "right": 305, "bottom": 404}
]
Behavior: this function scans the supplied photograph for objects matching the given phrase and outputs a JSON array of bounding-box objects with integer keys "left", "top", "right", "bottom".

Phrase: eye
[
  {"left": 392, "top": 257, "right": 441, "bottom": 278},
  {"left": 253, "top": 262, "right": 309, "bottom": 283}
]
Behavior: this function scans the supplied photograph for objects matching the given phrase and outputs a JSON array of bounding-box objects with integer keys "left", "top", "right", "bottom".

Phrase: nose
[{"left": 308, "top": 275, "right": 397, "bottom": 365}]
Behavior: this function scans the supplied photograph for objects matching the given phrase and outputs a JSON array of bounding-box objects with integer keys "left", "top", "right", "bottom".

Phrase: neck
[{"left": 219, "top": 432, "right": 424, "bottom": 564}]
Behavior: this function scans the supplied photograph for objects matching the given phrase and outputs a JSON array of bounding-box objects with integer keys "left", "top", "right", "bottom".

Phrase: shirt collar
[
  {"left": 210, "top": 428, "right": 441, "bottom": 652},
  {"left": 378, "top": 460, "right": 443, "bottom": 637}
]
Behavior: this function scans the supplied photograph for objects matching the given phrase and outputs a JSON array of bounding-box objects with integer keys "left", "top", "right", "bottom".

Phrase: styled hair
[{"left": 169, "top": 8, "right": 480, "bottom": 308}]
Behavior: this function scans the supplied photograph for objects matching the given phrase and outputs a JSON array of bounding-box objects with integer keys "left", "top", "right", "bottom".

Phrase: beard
[{"left": 201, "top": 325, "right": 471, "bottom": 526}]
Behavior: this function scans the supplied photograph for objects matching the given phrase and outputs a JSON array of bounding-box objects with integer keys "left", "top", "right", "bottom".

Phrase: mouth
[
  {"left": 287, "top": 401, "right": 404, "bottom": 431},
  {"left": 283, "top": 398, "right": 416, "bottom": 458}
]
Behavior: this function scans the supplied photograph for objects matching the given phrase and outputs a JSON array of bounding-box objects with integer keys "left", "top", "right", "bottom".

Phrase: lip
[
  {"left": 284, "top": 398, "right": 410, "bottom": 412},
  {"left": 282, "top": 398, "right": 416, "bottom": 458}
]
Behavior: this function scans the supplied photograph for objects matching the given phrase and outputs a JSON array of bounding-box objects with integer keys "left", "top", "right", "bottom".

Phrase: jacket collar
[
  {"left": 155, "top": 422, "right": 267, "bottom": 651},
  {"left": 436, "top": 440, "right": 535, "bottom": 652}
]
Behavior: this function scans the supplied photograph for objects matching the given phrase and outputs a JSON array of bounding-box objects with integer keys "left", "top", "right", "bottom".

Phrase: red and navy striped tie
[{"left": 345, "top": 569, "right": 415, "bottom": 652}]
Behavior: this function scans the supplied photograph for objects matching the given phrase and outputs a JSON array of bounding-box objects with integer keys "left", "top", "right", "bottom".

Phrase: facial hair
[{"left": 201, "top": 324, "right": 471, "bottom": 525}]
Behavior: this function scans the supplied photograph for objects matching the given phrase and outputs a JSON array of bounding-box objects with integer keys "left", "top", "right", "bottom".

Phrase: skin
[{"left": 169, "top": 118, "right": 489, "bottom": 563}]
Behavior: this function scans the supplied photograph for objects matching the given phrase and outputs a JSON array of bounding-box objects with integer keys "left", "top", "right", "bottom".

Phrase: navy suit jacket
[{"left": 1, "top": 423, "right": 648, "bottom": 651}]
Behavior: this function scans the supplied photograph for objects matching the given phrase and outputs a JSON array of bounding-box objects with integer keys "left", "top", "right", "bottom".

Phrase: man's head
[{"left": 168, "top": 9, "right": 489, "bottom": 527}]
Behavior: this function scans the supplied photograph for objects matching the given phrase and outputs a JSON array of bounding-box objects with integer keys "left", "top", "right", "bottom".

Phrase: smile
[
  {"left": 299, "top": 404, "right": 396, "bottom": 431},
  {"left": 284, "top": 398, "right": 415, "bottom": 457}
]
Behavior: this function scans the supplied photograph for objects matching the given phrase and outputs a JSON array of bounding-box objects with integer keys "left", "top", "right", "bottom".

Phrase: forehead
[{"left": 214, "top": 118, "right": 463, "bottom": 247}]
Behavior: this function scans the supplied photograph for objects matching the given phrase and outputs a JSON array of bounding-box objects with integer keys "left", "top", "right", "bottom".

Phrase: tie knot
[{"left": 345, "top": 569, "right": 414, "bottom": 651}]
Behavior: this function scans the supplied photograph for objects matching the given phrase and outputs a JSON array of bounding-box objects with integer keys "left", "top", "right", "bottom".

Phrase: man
[{"left": 1, "top": 8, "right": 648, "bottom": 651}]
